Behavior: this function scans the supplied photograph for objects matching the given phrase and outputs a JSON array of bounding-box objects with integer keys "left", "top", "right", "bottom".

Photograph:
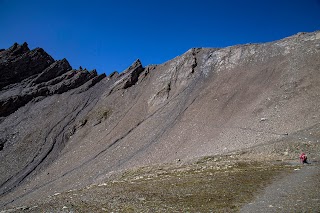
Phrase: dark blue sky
[{"left": 1, "top": 0, "right": 320, "bottom": 75}]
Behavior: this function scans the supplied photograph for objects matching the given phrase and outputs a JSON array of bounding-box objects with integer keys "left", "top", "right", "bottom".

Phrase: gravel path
[{"left": 240, "top": 163, "right": 320, "bottom": 213}]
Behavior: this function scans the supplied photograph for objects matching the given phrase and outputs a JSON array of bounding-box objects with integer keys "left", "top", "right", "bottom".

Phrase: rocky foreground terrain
[{"left": 0, "top": 31, "right": 320, "bottom": 212}]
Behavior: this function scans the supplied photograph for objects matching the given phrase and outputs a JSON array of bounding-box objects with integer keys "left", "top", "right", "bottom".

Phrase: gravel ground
[{"left": 240, "top": 162, "right": 320, "bottom": 213}]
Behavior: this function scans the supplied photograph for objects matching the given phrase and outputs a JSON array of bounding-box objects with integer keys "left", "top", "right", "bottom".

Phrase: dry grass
[{"left": 15, "top": 156, "right": 299, "bottom": 213}]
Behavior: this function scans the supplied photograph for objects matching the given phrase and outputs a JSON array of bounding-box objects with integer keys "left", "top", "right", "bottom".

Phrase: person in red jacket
[{"left": 299, "top": 153, "right": 309, "bottom": 164}]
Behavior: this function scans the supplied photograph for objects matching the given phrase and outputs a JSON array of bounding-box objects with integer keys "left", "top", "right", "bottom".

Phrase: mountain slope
[{"left": 0, "top": 31, "right": 320, "bottom": 208}]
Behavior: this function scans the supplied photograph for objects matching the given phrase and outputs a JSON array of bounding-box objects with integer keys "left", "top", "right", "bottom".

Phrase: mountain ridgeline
[{"left": 0, "top": 31, "right": 320, "bottom": 208}]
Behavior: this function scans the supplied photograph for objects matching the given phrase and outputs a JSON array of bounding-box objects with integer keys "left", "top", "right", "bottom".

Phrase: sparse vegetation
[
  {"left": 16, "top": 156, "right": 299, "bottom": 213},
  {"left": 101, "top": 109, "right": 112, "bottom": 119},
  {"left": 84, "top": 107, "right": 113, "bottom": 126}
]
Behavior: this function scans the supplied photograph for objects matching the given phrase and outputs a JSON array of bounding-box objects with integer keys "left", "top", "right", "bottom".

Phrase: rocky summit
[{"left": 0, "top": 31, "right": 320, "bottom": 211}]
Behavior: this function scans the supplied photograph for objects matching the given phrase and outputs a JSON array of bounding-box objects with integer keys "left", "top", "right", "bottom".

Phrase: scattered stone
[
  {"left": 98, "top": 183, "right": 107, "bottom": 186},
  {"left": 138, "top": 197, "right": 146, "bottom": 201}
]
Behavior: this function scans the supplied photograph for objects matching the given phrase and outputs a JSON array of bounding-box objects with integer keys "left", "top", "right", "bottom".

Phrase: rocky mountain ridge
[
  {"left": 0, "top": 42, "right": 106, "bottom": 118},
  {"left": 0, "top": 31, "right": 320, "bottom": 209}
]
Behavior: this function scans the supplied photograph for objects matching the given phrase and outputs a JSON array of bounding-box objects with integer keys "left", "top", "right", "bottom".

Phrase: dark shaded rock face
[
  {"left": 0, "top": 31, "right": 320, "bottom": 209},
  {"left": 31, "top": 58, "right": 71, "bottom": 85},
  {"left": 122, "top": 59, "right": 144, "bottom": 89},
  {"left": 0, "top": 42, "right": 53, "bottom": 89},
  {"left": 0, "top": 43, "right": 106, "bottom": 118}
]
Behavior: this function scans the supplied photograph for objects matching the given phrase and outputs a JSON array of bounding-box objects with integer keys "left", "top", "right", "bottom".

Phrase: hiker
[{"left": 299, "top": 152, "right": 309, "bottom": 164}]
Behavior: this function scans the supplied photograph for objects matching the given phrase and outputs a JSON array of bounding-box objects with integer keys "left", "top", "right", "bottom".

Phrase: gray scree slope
[{"left": 0, "top": 31, "right": 319, "bottom": 207}]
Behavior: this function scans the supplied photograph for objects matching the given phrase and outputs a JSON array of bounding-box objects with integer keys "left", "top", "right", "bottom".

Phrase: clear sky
[{"left": 1, "top": 0, "right": 320, "bottom": 75}]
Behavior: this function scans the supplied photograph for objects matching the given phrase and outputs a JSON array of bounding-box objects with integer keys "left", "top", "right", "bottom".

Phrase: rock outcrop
[
  {"left": 0, "top": 42, "right": 54, "bottom": 89},
  {"left": 0, "top": 43, "right": 106, "bottom": 118},
  {"left": 0, "top": 31, "right": 320, "bottom": 209},
  {"left": 122, "top": 59, "right": 144, "bottom": 89}
]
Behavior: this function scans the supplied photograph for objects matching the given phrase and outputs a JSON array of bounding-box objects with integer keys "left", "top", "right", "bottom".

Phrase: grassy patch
[{"left": 19, "top": 158, "right": 298, "bottom": 212}]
